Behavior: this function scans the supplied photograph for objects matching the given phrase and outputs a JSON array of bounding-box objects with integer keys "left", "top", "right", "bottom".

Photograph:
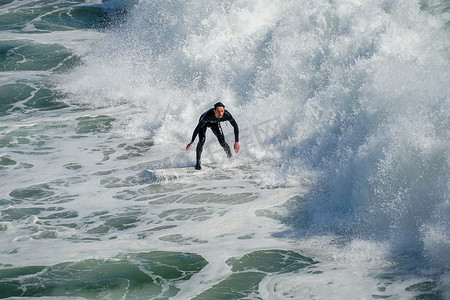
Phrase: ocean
[{"left": 1, "top": 0, "right": 449, "bottom": 299}]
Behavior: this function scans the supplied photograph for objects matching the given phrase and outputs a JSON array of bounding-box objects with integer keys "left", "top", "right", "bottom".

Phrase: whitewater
[{"left": 1, "top": 0, "right": 449, "bottom": 299}]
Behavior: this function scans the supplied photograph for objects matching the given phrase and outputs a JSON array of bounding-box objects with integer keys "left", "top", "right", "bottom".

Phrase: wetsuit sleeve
[
  {"left": 228, "top": 116, "right": 239, "bottom": 143},
  {"left": 190, "top": 117, "right": 207, "bottom": 143}
]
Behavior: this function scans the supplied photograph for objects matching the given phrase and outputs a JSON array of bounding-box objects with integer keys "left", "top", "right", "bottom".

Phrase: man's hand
[
  {"left": 186, "top": 142, "right": 194, "bottom": 151},
  {"left": 234, "top": 142, "right": 240, "bottom": 153}
]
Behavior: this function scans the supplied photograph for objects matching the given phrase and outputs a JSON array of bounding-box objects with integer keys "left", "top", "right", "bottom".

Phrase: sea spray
[
  {"left": 0, "top": 0, "right": 438, "bottom": 297},
  {"left": 61, "top": 0, "right": 449, "bottom": 265}
]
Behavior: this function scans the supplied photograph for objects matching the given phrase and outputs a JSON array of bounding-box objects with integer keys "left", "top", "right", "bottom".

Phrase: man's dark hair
[{"left": 214, "top": 102, "right": 225, "bottom": 109}]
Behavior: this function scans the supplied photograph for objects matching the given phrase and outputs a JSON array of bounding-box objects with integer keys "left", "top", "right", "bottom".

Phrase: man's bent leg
[
  {"left": 211, "top": 124, "right": 232, "bottom": 158},
  {"left": 196, "top": 127, "right": 207, "bottom": 169}
]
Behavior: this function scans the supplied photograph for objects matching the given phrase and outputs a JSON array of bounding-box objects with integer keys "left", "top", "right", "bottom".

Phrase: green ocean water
[{"left": 1, "top": 0, "right": 449, "bottom": 299}]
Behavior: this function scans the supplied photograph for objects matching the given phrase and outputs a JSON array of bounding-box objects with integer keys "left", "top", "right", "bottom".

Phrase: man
[{"left": 186, "top": 102, "right": 240, "bottom": 170}]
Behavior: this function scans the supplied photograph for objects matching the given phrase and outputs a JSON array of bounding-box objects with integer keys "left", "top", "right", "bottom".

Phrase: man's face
[{"left": 214, "top": 107, "right": 225, "bottom": 119}]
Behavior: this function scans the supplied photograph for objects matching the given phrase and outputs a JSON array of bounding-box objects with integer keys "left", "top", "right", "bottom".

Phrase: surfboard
[{"left": 145, "top": 165, "right": 211, "bottom": 180}]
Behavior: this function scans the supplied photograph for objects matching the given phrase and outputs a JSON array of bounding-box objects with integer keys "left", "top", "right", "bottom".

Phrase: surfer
[{"left": 186, "top": 102, "right": 240, "bottom": 170}]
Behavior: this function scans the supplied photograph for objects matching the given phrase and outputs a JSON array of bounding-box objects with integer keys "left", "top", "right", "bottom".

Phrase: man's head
[{"left": 214, "top": 102, "right": 225, "bottom": 119}]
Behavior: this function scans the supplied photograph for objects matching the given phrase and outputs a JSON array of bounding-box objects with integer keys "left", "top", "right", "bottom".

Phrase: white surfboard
[{"left": 145, "top": 165, "right": 211, "bottom": 180}]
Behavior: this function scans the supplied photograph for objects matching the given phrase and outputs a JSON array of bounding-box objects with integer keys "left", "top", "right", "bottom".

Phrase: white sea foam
[
  {"left": 2, "top": 0, "right": 449, "bottom": 298},
  {"left": 59, "top": 0, "right": 449, "bottom": 278}
]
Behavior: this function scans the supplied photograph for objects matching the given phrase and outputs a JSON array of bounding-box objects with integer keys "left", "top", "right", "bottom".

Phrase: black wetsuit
[{"left": 190, "top": 108, "right": 239, "bottom": 164}]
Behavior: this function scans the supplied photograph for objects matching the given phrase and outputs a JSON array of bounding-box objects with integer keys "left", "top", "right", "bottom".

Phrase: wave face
[
  {"left": 64, "top": 0, "right": 449, "bottom": 260},
  {"left": 1, "top": 0, "right": 449, "bottom": 297},
  {"left": 61, "top": 0, "right": 449, "bottom": 288}
]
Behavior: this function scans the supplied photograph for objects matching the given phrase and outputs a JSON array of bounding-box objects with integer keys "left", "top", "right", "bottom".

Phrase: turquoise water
[{"left": 1, "top": 0, "right": 449, "bottom": 299}]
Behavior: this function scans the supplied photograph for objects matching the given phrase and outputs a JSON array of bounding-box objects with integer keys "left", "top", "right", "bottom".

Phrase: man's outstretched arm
[
  {"left": 229, "top": 118, "right": 240, "bottom": 153},
  {"left": 186, "top": 119, "right": 206, "bottom": 151}
]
